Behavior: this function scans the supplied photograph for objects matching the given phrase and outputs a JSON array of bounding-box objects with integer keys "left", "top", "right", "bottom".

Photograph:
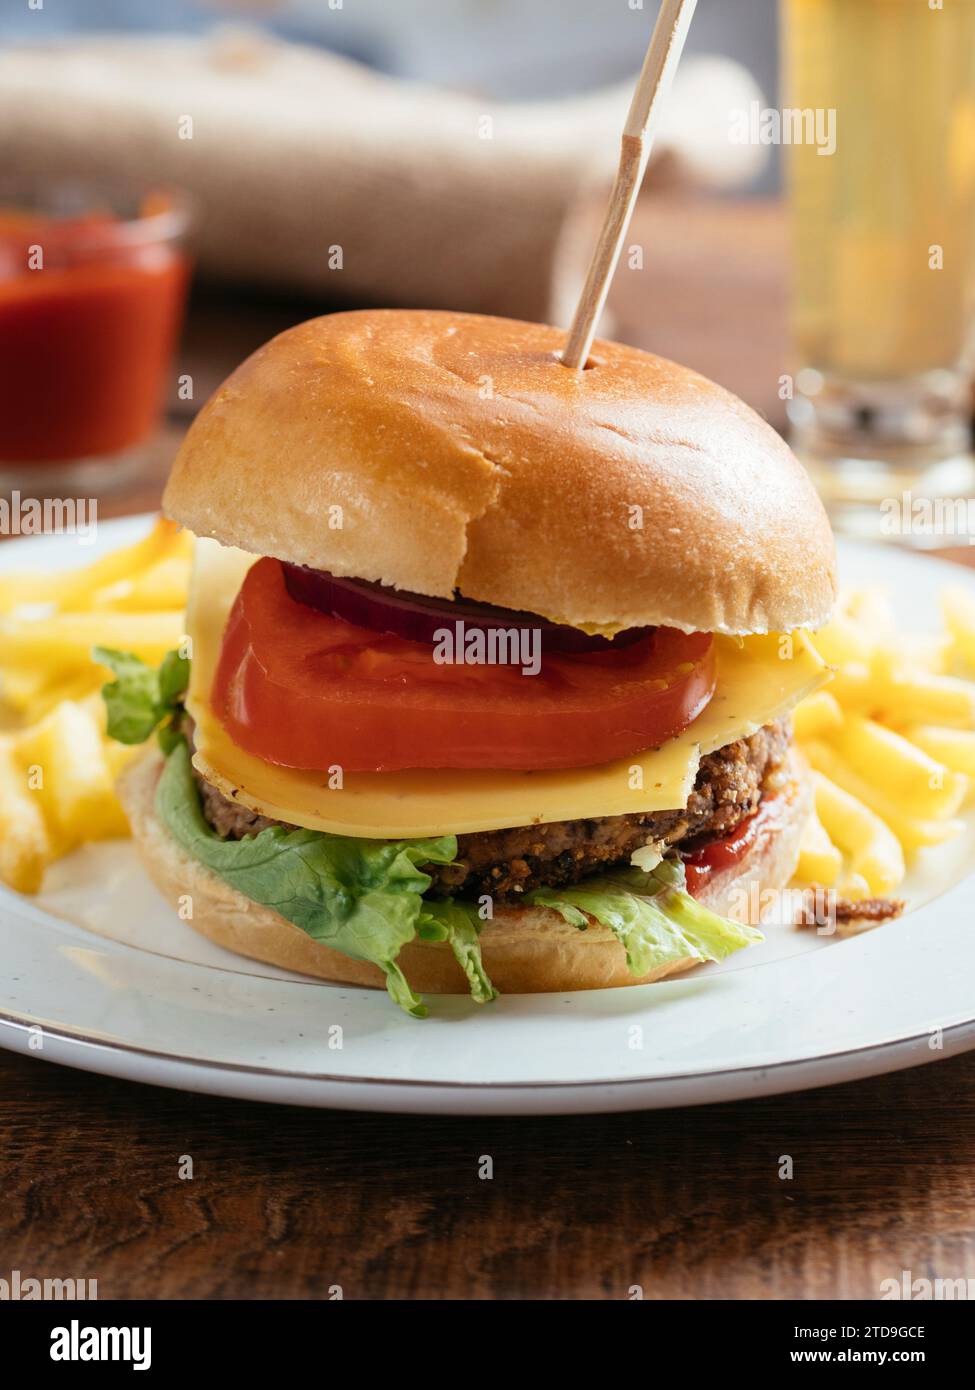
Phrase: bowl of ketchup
[{"left": 0, "top": 179, "right": 190, "bottom": 482}]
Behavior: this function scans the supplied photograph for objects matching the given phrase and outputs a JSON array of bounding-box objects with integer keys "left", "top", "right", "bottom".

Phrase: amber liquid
[{"left": 784, "top": 0, "right": 975, "bottom": 380}]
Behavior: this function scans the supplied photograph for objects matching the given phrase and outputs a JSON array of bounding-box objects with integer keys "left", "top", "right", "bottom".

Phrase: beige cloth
[{"left": 0, "top": 31, "right": 765, "bottom": 323}]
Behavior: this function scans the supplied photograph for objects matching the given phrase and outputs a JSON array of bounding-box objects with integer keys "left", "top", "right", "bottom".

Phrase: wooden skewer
[{"left": 560, "top": 0, "right": 698, "bottom": 370}]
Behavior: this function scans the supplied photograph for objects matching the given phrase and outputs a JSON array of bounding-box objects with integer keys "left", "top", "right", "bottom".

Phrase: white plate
[{"left": 2, "top": 516, "right": 974, "bottom": 1113}]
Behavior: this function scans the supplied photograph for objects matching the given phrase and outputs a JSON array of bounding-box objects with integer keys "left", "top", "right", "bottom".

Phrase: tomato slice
[{"left": 211, "top": 558, "right": 716, "bottom": 773}]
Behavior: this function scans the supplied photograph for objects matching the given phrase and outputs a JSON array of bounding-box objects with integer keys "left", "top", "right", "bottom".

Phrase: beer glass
[{"left": 782, "top": 0, "right": 975, "bottom": 534}]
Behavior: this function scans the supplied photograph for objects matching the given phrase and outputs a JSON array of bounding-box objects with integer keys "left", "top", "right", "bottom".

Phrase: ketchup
[
  {"left": 0, "top": 203, "right": 189, "bottom": 463},
  {"left": 682, "top": 787, "right": 792, "bottom": 898}
]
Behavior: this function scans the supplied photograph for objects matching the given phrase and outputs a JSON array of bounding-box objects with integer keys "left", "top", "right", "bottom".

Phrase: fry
[
  {"left": 20, "top": 673, "right": 103, "bottom": 727},
  {"left": 0, "top": 520, "right": 195, "bottom": 891},
  {"left": 831, "top": 714, "right": 967, "bottom": 820},
  {"left": 827, "top": 661, "right": 975, "bottom": 727},
  {"left": 807, "top": 741, "right": 962, "bottom": 854},
  {"left": 942, "top": 584, "right": 975, "bottom": 672},
  {"left": 811, "top": 767, "right": 905, "bottom": 895},
  {"left": 808, "top": 612, "right": 873, "bottom": 668},
  {"left": 0, "top": 740, "right": 54, "bottom": 893},
  {"left": 875, "top": 669, "right": 975, "bottom": 727},
  {"left": 0, "top": 517, "right": 183, "bottom": 615},
  {"left": 837, "top": 871, "right": 871, "bottom": 902},
  {"left": 792, "top": 690, "right": 843, "bottom": 741},
  {"left": 90, "top": 553, "right": 193, "bottom": 612},
  {"left": 0, "top": 663, "right": 60, "bottom": 713},
  {"left": 0, "top": 610, "right": 185, "bottom": 669},
  {"left": 12, "top": 702, "right": 129, "bottom": 844},
  {"left": 904, "top": 724, "right": 975, "bottom": 782},
  {"left": 795, "top": 805, "right": 841, "bottom": 886},
  {"left": 884, "top": 633, "right": 945, "bottom": 675},
  {"left": 1, "top": 665, "right": 101, "bottom": 722}
]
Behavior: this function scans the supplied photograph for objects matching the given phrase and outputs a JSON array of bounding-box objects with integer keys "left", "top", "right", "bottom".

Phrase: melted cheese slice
[{"left": 186, "top": 539, "right": 828, "bottom": 839}]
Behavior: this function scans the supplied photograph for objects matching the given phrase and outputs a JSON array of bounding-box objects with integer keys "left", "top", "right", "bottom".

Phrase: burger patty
[
  {"left": 427, "top": 720, "right": 790, "bottom": 898},
  {"left": 192, "top": 719, "right": 791, "bottom": 901}
]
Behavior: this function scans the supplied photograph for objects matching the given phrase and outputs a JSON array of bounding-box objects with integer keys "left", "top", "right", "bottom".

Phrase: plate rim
[
  {"left": 2, "top": 1004, "right": 975, "bottom": 1089},
  {"left": 3, "top": 516, "right": 975, "bottom": 1111},
  {"left": 3, "top": 1009, "right": 973, "bottom": 1113}
]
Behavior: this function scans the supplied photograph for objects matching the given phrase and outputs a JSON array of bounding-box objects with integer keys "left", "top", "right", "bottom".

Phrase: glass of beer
[{"left": 781, "top": 0, "right": 975, "bottom": 536}]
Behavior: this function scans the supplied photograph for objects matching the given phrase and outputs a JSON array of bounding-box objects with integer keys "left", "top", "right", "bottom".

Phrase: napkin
[{"left": 0, "top": 30, "right": 766, "bottom": 323}]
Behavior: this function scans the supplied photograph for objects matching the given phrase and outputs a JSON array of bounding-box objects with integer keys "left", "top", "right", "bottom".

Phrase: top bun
[{"left": 164, "top": 309, "right": 836, "bottom": 636}]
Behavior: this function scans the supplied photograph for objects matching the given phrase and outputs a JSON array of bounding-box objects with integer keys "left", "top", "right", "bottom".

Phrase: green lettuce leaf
[
  {"left": 418, "top": 899, "right": 498, "bottom": 1004},
  {"left": 527, "top": 858, "right": 762, "bottom": 978},
  {"left": 95, "top": 646, "right": 189, "bottom": 751},
  {"left": 155, "top": 739, "right": 496, "bottom": 1016}
]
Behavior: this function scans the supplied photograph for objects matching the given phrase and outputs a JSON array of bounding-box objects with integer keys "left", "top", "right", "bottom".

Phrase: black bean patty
[
  {"left": 425, "top": 719, "right": 790, "bottom": 898},
  {"left": 192, "top": 720, "right": 791, "bottom": 901}
]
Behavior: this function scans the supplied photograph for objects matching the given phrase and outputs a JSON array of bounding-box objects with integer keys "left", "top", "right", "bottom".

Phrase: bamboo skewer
[{"left": 560, "top": 0, "right": 698, "bottom": 370}]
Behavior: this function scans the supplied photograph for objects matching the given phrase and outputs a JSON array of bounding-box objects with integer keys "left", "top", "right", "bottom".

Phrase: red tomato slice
[{"left": 211, "top": 558, "right": 716, "bottom": 773}]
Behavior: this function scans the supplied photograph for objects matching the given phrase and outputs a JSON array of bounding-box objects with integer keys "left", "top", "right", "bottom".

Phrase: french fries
[
  {"left": 89, "top": 553, "right": 195, "bottom": 613},
  {"left": 14, "top": 700, "right": 129, "bottom": 845},
  {"left": 796, "top": 805, "right": 842, "bottom": 887},
  {"left": 807, "top": 738, "right": 963, "bottom": 854},
  {"left": 0, "top": 517, "right": 191, "bottom": 726},
  {"left": 810, "top": 769, "right": 905, "bottom": 897},
  {"left": 792, "top": 690, "right": 842, "bottom": 741},
  {"left": 942, "top": 585, "right": 975, "bottom": 671},
  {"left": 0, "top": 740, "right": 55, "bottom": 894},
  {"left": 830, "top": 714, "right": 967, "bottom": 821},
  {"left": 2, "top": 670, "right": 104, "bottom": 726},
  {"left": 0, "top": 610, "right": 184, "bottom": 670},
  {"left": 837, "top": 872, "right": 871, "bottom": 903},
  {"left": 0, "top": 518, "right": 192, "bottom": 893},
  {"left": 796, "top": 582, "right": 975, "bottom": 919},
  {"left": 0, "top": 517, "right": 186, "bottom": 615},
  {"left": 872, "top": 663, "right": 975, "bottom": 728},
  {"left": 827, "top": 661, "right": 975, "bottom": 727},
  {"left": 904, "top": 724, "right": 975, "bottom": 783},
  {"left": 806, "top": 611, "right": 874, "bottom": 668}
]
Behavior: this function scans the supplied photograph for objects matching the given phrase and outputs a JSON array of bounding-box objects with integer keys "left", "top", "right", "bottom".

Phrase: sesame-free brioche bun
[
  {"left": 118, "top": 747, "right": 812, "bottom": 997},
  {"left": 163, "top": 309, "right": 836, "bottom": 637}
]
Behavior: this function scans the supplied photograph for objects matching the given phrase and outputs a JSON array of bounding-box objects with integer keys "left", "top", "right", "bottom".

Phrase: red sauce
[
  {"left": 0, "top": 205, "right": 189, "bottom": 462},
  {"left": 683, "top": 785, "right": 793, "bottom": 898}
]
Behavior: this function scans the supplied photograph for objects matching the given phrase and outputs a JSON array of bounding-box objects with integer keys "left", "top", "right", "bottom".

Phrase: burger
[{"left": 108, "top": 309, "right": 836, "bottom": 1015}]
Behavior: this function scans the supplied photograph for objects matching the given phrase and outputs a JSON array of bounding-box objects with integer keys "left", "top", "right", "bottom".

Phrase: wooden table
[
  {"left": 2, "top": 197, "right": 974, "bottom": 1301},
  {"left": 3, "top": 1045, "right": 974, "bottom": 1300}
]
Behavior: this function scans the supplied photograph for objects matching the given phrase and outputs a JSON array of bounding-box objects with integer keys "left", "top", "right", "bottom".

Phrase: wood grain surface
[
  {"left": 2, "top": 1046, "right": 974, "bottom": 1300},
  {"left": 2, "top": 197, "right": 974, "bottom": 1301}
]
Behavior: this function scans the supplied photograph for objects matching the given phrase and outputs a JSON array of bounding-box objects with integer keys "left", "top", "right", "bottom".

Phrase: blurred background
[
  {"left": 0, "top": 0, "right": 780, "bottom": 115},
  {"left": 1, "top": 0, "right": 973, "bottom": 538}
]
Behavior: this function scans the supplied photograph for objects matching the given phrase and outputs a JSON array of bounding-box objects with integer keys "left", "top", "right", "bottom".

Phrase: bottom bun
[{"left": 118, "top": 748, "right": 812, "bottom": 996}]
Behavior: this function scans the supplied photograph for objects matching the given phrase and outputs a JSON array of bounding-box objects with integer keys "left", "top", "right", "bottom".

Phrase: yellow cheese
[{"left": 186, "top": 539, "right": 828, "bottom": 839}]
